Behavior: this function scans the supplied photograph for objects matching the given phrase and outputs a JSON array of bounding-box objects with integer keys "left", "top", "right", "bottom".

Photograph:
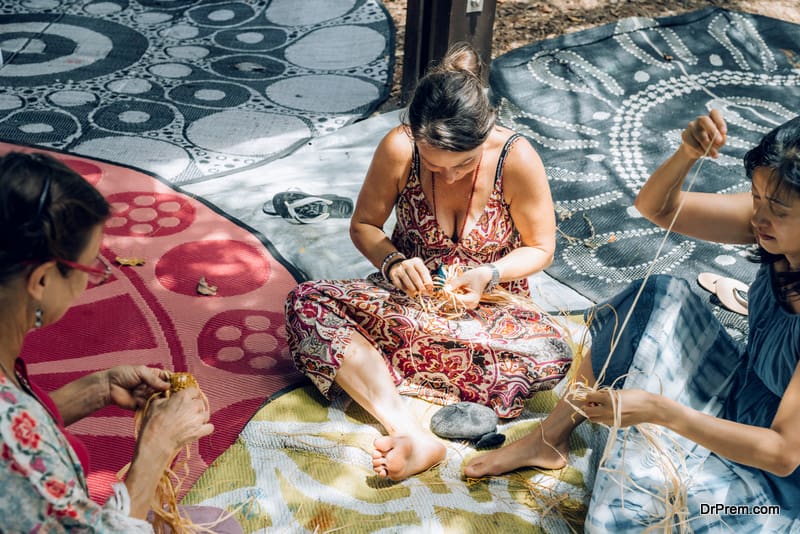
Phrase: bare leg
[
  {"left": 336, "top": 332, "right": 446, "bottom": 481},
  {"left": 463, "top": 350, "right": 596, "bottom": 478}
]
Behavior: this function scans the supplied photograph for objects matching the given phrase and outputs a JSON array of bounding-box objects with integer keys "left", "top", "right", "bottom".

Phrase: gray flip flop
[{"left": 262, "top": 190, "right": 353, "bottom": 223}]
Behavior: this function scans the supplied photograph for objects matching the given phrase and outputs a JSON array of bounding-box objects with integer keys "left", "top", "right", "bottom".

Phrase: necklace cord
[{"left": 431, "top": 151, "right": 484, "bottom": 245}]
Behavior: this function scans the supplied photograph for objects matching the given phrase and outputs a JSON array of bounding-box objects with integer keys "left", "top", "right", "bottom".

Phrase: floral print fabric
[
  {"left": 0, "top": 370, "right": 152, "bottom": 532},
  {"left": 286, "top": 134, "right": 573, "bottom": 418},
  {"left": 392, "top": 135, "right": 527, "bottom": 295}
]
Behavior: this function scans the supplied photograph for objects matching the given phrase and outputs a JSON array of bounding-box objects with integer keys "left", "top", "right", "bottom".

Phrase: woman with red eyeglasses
[{"left": 0, "top": 152, "right": 238, "bottom": 532}]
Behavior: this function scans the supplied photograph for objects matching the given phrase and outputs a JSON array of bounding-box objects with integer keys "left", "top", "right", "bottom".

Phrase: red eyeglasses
[{"left": 56, "top": 255, "right": 112, "bottom": 286}]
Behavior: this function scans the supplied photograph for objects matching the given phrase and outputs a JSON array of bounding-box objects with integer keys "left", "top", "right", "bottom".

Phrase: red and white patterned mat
[{"left": 11, "top": 143, "right": 303, "bottom": 503}]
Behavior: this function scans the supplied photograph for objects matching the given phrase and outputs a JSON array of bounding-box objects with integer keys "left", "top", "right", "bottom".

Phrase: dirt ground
[{"left": 378, "top": 0, "right": 800, "bottom": 111}]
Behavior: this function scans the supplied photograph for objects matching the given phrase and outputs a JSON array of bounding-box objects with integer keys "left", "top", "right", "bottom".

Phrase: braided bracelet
[
  {"left": 384, "top": 257, "right": 405, "bottom": 281},
  {"left": 380, "top": 251, "right": 406, "bottom": 280}
]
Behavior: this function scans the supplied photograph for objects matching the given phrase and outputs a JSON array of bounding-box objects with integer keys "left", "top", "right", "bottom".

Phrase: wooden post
[{"left": 401, "top": 0, "right": 497, "bottom": 105}]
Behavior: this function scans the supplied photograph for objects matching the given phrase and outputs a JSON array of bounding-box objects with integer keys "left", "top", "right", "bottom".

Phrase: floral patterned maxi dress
[{"left": 285, "top": 134, "right": 573, "bottom": 418}]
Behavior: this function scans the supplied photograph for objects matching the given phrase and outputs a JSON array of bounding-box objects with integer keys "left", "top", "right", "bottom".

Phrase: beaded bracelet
[{"left": 380, "top": 251, "right": 406, "bottom": 280}]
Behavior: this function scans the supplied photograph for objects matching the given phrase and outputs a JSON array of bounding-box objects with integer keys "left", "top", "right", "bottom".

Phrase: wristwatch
[{"left": 485, "top": 263, "right": 500, "bottom": 292}]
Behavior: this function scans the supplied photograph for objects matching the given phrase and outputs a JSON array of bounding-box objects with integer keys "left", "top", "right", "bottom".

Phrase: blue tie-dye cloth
[{"left": 583, "top": 268, "right": 799, "bottom": 532}]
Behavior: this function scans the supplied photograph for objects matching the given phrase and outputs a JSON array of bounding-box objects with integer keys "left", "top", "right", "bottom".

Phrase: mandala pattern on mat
[
  {"left": 0, "top": 0, "right": 393, "bottom": 182},
  {"left": 491, "top": 8, "right": 800, "bottom": 338}
]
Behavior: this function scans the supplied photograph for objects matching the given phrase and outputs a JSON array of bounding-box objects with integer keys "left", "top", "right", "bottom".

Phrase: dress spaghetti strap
[{"left": 494, "top": 133, "right": 522, "bottom": 184}]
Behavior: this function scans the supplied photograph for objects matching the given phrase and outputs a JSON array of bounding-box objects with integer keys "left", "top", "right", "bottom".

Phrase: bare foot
[
  {"left": 463, "top": 425, "right": 569, "bottom": 478},
  {"left": 372, "top": 432, "right": 446, "bottom": 481}
]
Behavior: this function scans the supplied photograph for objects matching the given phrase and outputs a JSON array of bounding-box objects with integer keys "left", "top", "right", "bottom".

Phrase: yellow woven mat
[{"left": 182, "top": 317, "right": 606, "bottom": 533}]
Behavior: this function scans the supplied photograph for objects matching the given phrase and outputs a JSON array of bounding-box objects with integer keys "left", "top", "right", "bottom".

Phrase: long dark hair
[
  {"left": 744, "top": 115, "right": 800, "bottom": 298},
  {"left": 404, "top": 42, "right": 496, "bottom": 152},
  {"left": 0, "top": 152, "right": 110, "bottom": 284}
]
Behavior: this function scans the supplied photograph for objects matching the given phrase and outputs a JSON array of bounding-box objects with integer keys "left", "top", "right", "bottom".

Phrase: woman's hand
[
  {"left": 124, "top": 386, "right": 213, "bottom": 519},
  {"left": 446, "top": 266, "right": 493, "bottom": 310},
  {"left": 576, "top": 389, "right": 662, "bottom": 428},
  {"left": 387, "top": 256, "right": 433, "bottom": 297},
  {"left": 105, "top": 365, "right": 170, "bottom": 411},
  {"left": 680, "top": 108, "right": 727, "bottom": 159},
  {"left": 138, "top": 387, "right": 214, "bottom": 452}
]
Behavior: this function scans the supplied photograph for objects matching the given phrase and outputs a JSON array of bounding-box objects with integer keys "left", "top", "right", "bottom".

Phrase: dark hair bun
[
  {"left": 405, "top": 41, "right": 494, "bottom": 152},
  {"left": 434, "top": 42, "right": 483, "bottom": 80}
]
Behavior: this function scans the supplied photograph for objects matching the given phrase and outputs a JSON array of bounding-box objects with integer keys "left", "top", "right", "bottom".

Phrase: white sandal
[{"left": 697, "top": 272, "right": 749, "bottom": 315}]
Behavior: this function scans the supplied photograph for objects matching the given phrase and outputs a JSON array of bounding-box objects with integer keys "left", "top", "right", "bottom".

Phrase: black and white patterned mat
[
  {"left": 491, "top": 7, "right": 800, "bottom": 338},
  {"left": 0, "top": 0, "right": 394, "bottom": 183}
]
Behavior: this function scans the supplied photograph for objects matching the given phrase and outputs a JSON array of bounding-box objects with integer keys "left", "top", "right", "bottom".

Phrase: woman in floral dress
[
  {"left": 285, "top": 43, "right": 573, "bottom": 481},
  {"left": 0, "top": 152, "right": 236, "bottom": 532}
]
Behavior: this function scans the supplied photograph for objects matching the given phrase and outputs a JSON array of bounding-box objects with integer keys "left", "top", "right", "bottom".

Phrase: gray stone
[{"left": 430, "top": 402, "right": 498, "bottom": 440}]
